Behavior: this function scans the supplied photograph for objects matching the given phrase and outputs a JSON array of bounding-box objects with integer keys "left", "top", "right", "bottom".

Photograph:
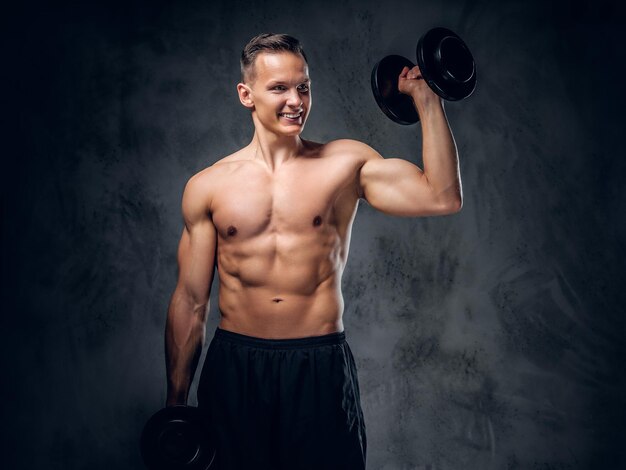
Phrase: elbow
[
  {"left": 450, "top": 197, "right": 463, "bottom": 213},
  {"left": 169, "top": 286, "right": 211, "bottom": 323},
  {"left": 439, "top": 196, "right": 462, "bottom": 215},
  {"left": 431, "top": 184, "right": 462, "bottom": 215}
]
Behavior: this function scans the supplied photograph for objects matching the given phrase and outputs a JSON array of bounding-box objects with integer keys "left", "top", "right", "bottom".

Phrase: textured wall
[{"left": 3, "top": 0, "right": 625, "bottom": 468}]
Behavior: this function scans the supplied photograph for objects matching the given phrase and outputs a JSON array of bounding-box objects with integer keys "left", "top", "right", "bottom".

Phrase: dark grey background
[{"left": 3, "top": 0, "right": 625, "bottom": 468}]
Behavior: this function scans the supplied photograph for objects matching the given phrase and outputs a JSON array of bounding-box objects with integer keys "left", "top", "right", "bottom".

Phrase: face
[{"left": 238, "top": 52, "right": 312, "bottom": 136}]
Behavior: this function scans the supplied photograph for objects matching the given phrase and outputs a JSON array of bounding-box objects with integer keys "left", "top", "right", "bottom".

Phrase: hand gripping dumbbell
[
  {"left": 371, "top": 26, "right": 477, "bottom": 124},
  {"left": 140, "top": 405, "right": 217, "bottom": 470}
]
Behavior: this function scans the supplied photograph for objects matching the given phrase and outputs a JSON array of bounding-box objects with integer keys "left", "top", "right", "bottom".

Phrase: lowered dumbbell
[
  {"left": 371, "top": 26, "right": 477, "bottom": 124},
  {"left": 140, "top": 405, "right": 216, "bottom": 470}
]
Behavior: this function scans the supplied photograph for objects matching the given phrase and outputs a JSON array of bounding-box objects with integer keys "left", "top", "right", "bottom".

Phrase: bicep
[
  {"left": 175, "top": 177, "right": 217, "bottom": 306},
  {"left": 359, "top": 154, "right": 445, "bottom": 217},
  {"left": 176, "top": 220, "right": 217, "bottom": 305}
]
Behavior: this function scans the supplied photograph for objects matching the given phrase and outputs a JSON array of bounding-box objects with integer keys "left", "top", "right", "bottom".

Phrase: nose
[{"left": 286, "top": 89, "right": 303, "bottom": 109}]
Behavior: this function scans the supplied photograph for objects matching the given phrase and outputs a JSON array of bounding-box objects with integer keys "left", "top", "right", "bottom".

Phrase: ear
[{"left": 237, "top": 82, "right": 255, "bottom": 109}]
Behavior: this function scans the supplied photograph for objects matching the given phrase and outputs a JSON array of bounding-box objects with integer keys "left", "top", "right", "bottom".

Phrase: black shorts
[{"left": 197, "top": 327, "right": 367, "bottom": 470}]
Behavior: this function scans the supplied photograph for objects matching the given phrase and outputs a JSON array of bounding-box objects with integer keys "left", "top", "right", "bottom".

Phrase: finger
[
  {"left": 399, "top": 66, "right": 409, "bottom": 78},
  {"left": 409, "top": 65, "right": 423, "bottom": 79}
]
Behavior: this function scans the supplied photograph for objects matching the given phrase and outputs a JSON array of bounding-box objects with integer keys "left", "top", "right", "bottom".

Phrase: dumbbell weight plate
[
  {"left": 140, "top": 405, "right": 216, "bottom": 470},
  {"left": 416, "top": 27, "right": 476, "bottom": 101},
  {"left": 371, "top": 54, "right": 420, "bottom": 125}
]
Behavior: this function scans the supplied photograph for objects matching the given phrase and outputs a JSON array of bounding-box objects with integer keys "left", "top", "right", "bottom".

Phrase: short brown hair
[{"left": 240, "top": 33, "right": 308, "bottom": 84}]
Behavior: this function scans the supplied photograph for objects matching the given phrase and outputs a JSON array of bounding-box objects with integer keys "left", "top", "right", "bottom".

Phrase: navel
[
  {"left": 227, "top": 225, "right": 238, "bottom": 236},
  {"left": 313, "top": 215, "right": 322, "bottom": 227}
]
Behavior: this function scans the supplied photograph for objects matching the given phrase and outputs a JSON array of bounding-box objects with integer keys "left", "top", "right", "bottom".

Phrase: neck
[{"left": 249, "top": 129, "right": 304, "bottom": 171}]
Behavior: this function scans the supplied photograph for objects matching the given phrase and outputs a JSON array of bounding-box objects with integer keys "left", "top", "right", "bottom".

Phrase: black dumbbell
[
  {"left": 371, "top": 27, "right": 477, "bottom": 124},
  {"left": 140, "top": 405, "right": 217, "bottom": 470}
]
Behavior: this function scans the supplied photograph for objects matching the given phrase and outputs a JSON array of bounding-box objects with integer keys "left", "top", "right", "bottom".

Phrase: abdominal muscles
[{"left": 216, "top": 226, "right": 346, "bottom": 336}]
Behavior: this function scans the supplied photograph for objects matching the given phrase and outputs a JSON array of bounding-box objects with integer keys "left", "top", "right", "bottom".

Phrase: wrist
[
  {"left": 166, "top": 385, "right": 188, "bottom": 407},
  {"left": 166, "top": 395, "right": 187, "bottom": 407},
  {"left": 413, "top": 95, "right": 443, "bottom": 116}
]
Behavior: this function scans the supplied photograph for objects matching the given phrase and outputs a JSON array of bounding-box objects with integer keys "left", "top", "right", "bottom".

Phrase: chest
[{"left": 211, "top": 160, "right": 357, "bottom": 238}]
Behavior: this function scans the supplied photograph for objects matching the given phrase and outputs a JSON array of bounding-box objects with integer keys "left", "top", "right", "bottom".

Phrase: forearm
[
  {"left": 164, "top": 288, "right": 208, "bottom": 406},
  {"left": 416, "top": 96, "right": 462, "bottom": 209}
]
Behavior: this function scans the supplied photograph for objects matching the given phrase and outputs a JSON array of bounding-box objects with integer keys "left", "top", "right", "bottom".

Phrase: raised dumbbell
[
  {"left": 140, "top": 405, "right": 217, "bottom": 470},
  {"left": 371, "top": 26, "right": 477, "bottom": 124}
]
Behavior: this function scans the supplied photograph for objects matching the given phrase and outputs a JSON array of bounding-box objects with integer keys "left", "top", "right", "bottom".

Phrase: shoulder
[
  {"left": 182, "top": 149, "right": 248, "bottom": 224},
  {"left": 322, "top": 138, "right": 384, "bottom": 164},
  {"left": 312, "top": 139, "right": 386, "bottom": 199},
  {"left": 184, "top": 147, "right": 251, "bottom": 194},
  {"left": 321, "top": 139, "right": 389, "bottom": 199},
  {"left": 320, "top": 139, "right": 386, "bottom": 174}
]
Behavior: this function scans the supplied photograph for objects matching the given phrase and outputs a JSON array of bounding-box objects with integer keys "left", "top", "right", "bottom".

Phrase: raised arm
[
  {"left": 165, "top": 173, "right": 217, "bottom": 406},
  {"left": 357, "top": 64, "right": 463, "bottom": 217}
]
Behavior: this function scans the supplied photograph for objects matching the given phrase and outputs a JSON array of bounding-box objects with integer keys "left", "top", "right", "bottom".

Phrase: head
[{"left": 237, "top": 33, "right": 311, "bottom": 136}]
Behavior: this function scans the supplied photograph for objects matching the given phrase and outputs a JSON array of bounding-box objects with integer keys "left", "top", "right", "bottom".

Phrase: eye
[
  {"left": 272, "top": 85, "right": 286, "bottom": 91},
  {"left": 298, "top": 84, "right": 310, "bottom": 92}
]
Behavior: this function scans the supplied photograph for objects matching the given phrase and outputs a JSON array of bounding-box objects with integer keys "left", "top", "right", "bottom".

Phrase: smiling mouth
[{"left": 278, "top": 112, "right": 303, "bottom": 119}]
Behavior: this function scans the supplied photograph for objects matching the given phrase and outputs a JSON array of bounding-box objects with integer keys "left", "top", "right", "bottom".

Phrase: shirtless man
[{"left": 165, "top": 33, "right": 461, "bottom": 470}]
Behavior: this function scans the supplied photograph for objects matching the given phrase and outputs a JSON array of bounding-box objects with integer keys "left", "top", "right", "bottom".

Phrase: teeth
[{"left": 280, "top": 113, "right": 301, "bottom": 118}]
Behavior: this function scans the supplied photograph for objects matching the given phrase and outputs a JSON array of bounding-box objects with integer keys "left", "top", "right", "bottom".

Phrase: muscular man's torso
[{"left": 198, "top": 139, "right": 365, "bottom": 339}]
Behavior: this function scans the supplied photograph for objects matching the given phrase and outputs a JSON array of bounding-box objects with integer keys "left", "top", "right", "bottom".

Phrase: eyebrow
[{"left": 267, "top": 78, "right": 311, "bottom": 86}]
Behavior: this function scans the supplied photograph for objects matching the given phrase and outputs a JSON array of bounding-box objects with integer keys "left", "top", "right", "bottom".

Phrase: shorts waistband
[{"left": 213, "top": 326, "right": 346, "bottom": 350}]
